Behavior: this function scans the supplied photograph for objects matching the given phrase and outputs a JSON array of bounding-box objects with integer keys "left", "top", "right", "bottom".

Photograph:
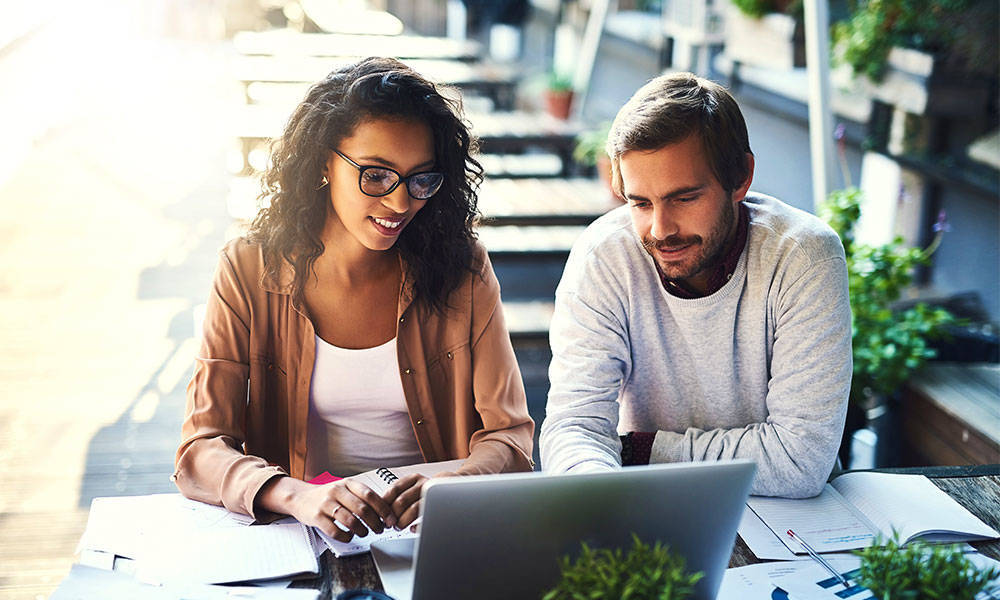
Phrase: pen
[{"left": 786, "top": 529, "right": 852, "bottom": 590}]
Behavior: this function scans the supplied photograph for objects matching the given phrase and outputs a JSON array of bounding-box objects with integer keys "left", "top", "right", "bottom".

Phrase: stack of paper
[
  {"left": 77, "top": 494, "right": 320, "bottom": 587},
  {"left": 51, "top": 565, "right": 321, "bottom": 600},
  {"left": 72, "top": 459, "right": 468, "bottom": 592}
]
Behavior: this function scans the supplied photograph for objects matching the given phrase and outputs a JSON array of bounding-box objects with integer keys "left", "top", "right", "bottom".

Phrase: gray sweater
[{"left": 539, "top": 193, "right": 852, "bottom": 498}]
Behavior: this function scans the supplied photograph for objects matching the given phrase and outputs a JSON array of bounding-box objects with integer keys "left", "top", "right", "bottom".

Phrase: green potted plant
[
  {"left": 854, "top": 532, "right": 999, "bottom": 599},
  {"left": 544, "top": 71, "right": 574, "bottom": 120},
  {"left": 831, "top": 0, "right": 996, "bottom": 116},
  {"left": 542, "top": 534, "right": 703, "bottom": 600},
  {"left": 573, "top": 121, "right": 618, "bottom": 199},
  {"left": 819, "top": 186, "right": 956, "bottom": 465}
]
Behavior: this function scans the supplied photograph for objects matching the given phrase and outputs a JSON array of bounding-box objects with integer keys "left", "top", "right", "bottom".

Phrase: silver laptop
[{"left": 371, "top": 460, "right": 755, "bottom": 600}]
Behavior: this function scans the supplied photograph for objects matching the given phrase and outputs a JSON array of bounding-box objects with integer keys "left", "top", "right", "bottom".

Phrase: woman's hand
[
  {"left": 258, "top": 476, "right": 396, "bottom": 542},
  {"left": 381, "top": 471, "right": 456, "bottom": 531}
]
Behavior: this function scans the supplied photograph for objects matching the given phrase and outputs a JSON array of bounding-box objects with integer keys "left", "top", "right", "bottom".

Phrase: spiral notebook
[{"left": 313, "top": 459, "right": 465, "bottom": 557}]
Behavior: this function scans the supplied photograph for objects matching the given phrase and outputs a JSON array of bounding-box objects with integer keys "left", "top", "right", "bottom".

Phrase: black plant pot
[
  {"left": 839, "top": 401, "right": 868, "bottom": 469},
  {"left": 839, "top": 394, "right": 903, "bottom": 469}
]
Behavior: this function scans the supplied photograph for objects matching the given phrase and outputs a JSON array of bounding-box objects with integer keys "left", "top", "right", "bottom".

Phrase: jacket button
[
  {"left": 267, "top": 363, "right": 274, "bottom": 371},
  {"left": 399, "top": 316, "right": 405, "bottom": 323},
  {"left": 403, "top": 368, "right": 412, "bottom": 375},
  {"left": 446, "top": 352, "right": 453, "bottom": 359},
  {"left": 416, "top": 419, "right": 424, "bottom": 425}
]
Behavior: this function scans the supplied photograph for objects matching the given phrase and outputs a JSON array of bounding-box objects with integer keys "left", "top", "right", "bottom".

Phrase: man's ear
[{"left": 732, "top": 153, "right": 754, "bottom": 203}]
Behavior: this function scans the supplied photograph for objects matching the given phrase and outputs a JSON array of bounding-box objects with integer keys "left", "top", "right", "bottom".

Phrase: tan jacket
[{"left": 174, "top": 238, "right": 534, "bottom": 518}]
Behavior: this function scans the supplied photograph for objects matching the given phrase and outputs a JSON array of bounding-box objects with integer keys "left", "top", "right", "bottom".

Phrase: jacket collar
[
  {"left": 258, "top": 258, "right": 295, "bottom": 295},
  {"left": 258, "top": 251, "right": 417, "bottom": 317}
]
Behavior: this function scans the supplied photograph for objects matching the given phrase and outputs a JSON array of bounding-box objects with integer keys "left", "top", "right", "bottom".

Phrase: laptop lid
[{"left": 377, "top": 460, "right": 754, "bottom": 600}]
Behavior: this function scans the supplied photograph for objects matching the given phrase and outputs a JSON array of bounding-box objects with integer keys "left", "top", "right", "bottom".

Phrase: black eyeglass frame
[{"left": 333, "top": 150, "right": 444, "bottom": 200}]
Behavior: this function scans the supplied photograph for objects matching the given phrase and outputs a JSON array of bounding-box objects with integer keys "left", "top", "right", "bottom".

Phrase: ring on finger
[{"left": 331, "top": 505, "right": 349, "bottom": 523}]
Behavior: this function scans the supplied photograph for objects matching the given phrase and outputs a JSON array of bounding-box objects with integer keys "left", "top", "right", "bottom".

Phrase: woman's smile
[{"left": 370, "top": 215, "right": 406, "bottom": 236}]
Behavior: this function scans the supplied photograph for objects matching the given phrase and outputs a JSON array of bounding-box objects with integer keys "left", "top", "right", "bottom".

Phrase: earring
[{"left": 316, "top": 176, "right": 328, "bottom": 190}]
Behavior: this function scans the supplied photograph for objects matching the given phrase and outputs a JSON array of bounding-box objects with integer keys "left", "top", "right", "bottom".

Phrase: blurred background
[{"left": 0, "top": 0, "right": 996, "bottom": 597}]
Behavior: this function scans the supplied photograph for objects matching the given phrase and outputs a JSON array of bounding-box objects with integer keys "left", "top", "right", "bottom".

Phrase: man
[{"left": 539, "top": 72, "right": 851, "bottom": 497}]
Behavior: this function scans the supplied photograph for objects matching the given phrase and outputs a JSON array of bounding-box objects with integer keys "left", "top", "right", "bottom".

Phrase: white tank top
[{"left": 304, "top": 335, "right": 423, "bottom": 479}]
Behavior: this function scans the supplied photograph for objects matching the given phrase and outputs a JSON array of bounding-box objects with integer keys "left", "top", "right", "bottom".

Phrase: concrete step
[
  {"left": 477, "top": 224, "right": 584, "bottom": 256},
  {"left": 476, "top": 177, "right": 620, "bottom": 225},
  {"left": 232, "top": 30, "right": 483, "bottom": 61},
  {"left": 503, "top": 300, "right": 554, "bottom": 339},
  {"left": 227, "top": 176, "right": 618, "bottom": 227},
  {"left": 233, "top": 56, "right": 519, "bottom": 109}
]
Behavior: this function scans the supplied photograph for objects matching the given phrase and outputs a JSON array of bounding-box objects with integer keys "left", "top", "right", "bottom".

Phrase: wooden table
[
  {"left": 291, "top": 465, "right": 1000, "bottom": 598},
  {"left": 901, "top": 363, "right": 1000, "bottom": 465}
]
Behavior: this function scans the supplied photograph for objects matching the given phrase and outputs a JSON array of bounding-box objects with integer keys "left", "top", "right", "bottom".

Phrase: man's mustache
[{"left": 641, "top": 235, "right": 701, "bottom": 253}]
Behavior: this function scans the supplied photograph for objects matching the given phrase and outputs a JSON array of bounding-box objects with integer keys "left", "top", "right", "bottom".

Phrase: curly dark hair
[{"left": 247, "top": 57, "right": 483, "bottom": 312}]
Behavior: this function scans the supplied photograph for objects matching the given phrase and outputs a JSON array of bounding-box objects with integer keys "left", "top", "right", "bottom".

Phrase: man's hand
[{"left": 381, "top": 471, "right": 456, "bottom": 531}]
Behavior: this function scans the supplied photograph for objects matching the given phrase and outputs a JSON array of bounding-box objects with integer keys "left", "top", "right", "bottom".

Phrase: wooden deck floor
[{"left": 0, "top": 10, "right": 235, "bottom": 598}]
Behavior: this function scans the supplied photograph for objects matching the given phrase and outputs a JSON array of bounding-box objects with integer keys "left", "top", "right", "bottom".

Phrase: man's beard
[{"left": 641, "top": 199, "right": 736, "bottom": 283}]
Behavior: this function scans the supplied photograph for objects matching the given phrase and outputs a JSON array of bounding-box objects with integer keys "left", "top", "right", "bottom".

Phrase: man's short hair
[{"left": 606, "top": 72, "right": 753, "bottom": 196}]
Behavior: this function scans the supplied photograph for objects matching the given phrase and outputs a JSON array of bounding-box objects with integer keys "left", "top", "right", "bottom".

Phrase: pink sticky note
[{"left": 308, "top": 472, "right": 342, "bottom": 485}]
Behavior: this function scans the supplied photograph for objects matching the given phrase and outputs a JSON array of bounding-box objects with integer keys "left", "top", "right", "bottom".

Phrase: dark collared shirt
[{"left": 658, "top": 202, "right": 750, "bottom": 299}]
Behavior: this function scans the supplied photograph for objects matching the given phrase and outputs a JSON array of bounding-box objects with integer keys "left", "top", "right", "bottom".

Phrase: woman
[{"left": 173, "top": 57, "right": 534, "bottom": 543}]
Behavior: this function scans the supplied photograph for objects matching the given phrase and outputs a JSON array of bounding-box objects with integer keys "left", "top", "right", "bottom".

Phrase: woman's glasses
[{"left": 334, "top": 150, "right": 444, "bottom": 200}]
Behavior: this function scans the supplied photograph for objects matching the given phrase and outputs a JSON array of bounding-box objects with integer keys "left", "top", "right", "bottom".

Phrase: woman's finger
[
  {"left": 396, "top": 498, "right": 422, "bottom": 529},
  {"left": 330, "top": 504, "right": 370, "bottom": 539},
  {"left": 338, "top": 481, "right": 391, "bottom": 533},
  {"left": 316, "top": 511, "right": 358, "bottom": 543}
]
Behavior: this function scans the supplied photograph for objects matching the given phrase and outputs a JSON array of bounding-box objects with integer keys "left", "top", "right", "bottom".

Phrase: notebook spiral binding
[{"left": 375, "top": 467, "right": 399, "bottom": 485}]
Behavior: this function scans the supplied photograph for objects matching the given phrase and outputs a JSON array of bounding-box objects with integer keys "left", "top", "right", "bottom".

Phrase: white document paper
[
  {"left": 315, "top": 521, "right": 420, "bottom": 557},
  {"left": 769, "top": 555, "right": 870, "bottom": 600},
  {"left": 51, "top": 564, "right": 322, "bottom": 600},
  {"left": 78, "top": 494, "right": 254, "bottom": 559},
  {"left": 78, "top": 549, "right": 116, "bottom": 571},
  {"left": 78, "top": 494, "right": 318, "bottom": 585},
  {"left": 832, "top": 472, "right": 1000, "bottom": 544},
  {"left": 748, "top": 487, "right": 877, "bottom": 553},
  {"left": 136, "top": 521, "right": 318, "bottom": 585},
  {"left": 77, "top": 494, "right": 174, "bottom": 558},
  {"left": 717, "top": 561, "right": 811, "bottom": 599},
  {"left": 737, "top": 505, "right": 807, "bottom": 561}
]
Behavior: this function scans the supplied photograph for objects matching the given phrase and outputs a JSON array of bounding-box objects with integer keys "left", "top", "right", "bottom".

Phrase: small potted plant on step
[
  {"left": 544, "top": 71, "right": 574, "bottom": 120},
  {"left": 573, "top": 121, "right": 619, "bottom": 200}
]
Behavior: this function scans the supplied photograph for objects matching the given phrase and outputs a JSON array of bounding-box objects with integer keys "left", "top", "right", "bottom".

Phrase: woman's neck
[{"left": 315, "top": 223, "right": 398, "bottom": 287}]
